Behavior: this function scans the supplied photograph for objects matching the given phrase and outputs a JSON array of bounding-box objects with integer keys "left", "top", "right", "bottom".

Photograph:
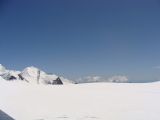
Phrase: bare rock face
[{"left": 52, "top": 77, "right": 63, "bottom": 85}]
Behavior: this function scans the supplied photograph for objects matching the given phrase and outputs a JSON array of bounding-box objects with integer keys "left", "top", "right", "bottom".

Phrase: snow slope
[{"left": 0, "top": 79, "right": 160, "bottom": 120}]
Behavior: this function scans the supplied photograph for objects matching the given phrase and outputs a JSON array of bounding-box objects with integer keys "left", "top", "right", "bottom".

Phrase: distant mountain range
[
  {"left": 0, "top": 64, "right": 130, "bottom": 84},
  {"left": 0, "top": 64, "right": 74, "bottom": 85}
]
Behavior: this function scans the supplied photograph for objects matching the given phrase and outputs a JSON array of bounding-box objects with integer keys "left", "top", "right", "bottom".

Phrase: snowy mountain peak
[
  {"left": 20, "top": 66, "right": 45, "bottom": 84},
  {"left": 24, "top": 66, "right": 40, "bottom": 71},
  {"left": 21, "top": 66, "right": 41, "bottom": 77},
  {"left": 0, "top": 64, "right": 6, "bottom": 73}
]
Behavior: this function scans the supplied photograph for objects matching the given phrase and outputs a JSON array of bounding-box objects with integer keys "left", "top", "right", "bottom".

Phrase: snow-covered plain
[{"left": 0, "top": 79, "right": 160, "bottom": 120}]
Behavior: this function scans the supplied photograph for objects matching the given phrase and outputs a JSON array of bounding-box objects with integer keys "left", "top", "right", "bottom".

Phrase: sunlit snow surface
[{"left": 0, "top": 79, "right": 160, "bottom": 120}]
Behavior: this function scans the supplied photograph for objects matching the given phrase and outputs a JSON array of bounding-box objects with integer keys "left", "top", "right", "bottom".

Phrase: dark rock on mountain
[{"left": 52, "top": 77, "right": 63, "bottom": 85}]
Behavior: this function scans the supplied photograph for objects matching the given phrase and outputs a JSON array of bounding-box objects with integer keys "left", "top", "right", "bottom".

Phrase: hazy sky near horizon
[{"left": 0, "top": 0, "right": 160, "bottom": 82}]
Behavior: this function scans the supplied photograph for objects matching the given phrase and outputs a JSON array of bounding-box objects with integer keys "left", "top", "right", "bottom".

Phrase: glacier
[{"left": 0, "top": 79, "right": 160, "bottom": 120}]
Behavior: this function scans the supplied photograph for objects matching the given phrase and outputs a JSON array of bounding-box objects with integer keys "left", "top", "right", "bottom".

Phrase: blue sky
[{"left": 0, "top": 0, "right": 160, "bottom": 82}]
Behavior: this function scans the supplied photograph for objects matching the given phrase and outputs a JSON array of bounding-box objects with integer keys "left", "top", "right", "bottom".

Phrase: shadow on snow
[{"left": 0, "top": 110, "right": 15, "bottom": 120}]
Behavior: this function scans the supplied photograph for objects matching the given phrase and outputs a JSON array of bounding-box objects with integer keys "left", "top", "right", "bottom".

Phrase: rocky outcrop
[
  {"left": 52, "top": 77, "right": 63, "bottom": 85},
  {"left": 2, "top": 74, "right": 17, "bottom": 80}
]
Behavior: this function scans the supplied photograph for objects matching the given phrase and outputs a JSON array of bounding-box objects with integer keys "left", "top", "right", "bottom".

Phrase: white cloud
[
  {"left": 77, "top": 75, "right": 129, "bottom": 83},
  {"left": 107, "top": 75, "right": 128, "bottom": 83},
  {"left": 85, "top": 76, "right": 102, "bottom": 82}
]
